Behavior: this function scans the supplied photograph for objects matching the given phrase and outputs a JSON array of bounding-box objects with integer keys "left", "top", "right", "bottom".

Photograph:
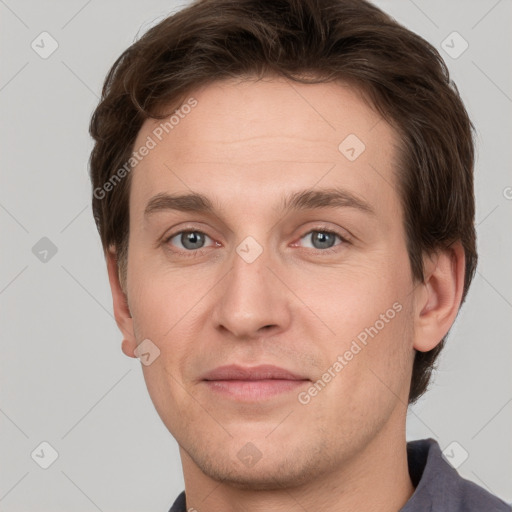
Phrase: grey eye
[
  {"left": 301, "top": 230, "right": 340, "bottom": 250},
  {"left": 169, "top": 231, "right": 210, "bottom": 250}
]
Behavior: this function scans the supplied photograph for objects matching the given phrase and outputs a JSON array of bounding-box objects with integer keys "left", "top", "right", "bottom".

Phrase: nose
[{"left": 211, "top": 243, "right": 292, "bottom": 340}]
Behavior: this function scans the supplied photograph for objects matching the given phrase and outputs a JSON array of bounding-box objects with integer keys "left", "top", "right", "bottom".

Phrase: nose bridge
[{"left": 212, "top": 235, "right": 289, "bottom": 338}]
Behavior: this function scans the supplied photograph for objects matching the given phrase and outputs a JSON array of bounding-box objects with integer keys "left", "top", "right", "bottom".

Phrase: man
[{"left": 88, "top": 0, "right": 510, "bottom": 510}]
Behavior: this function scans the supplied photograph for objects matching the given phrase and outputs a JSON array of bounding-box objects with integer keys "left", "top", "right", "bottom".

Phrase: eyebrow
[{"left": 144, "top": 187, "right": 375, "bottom": 217}]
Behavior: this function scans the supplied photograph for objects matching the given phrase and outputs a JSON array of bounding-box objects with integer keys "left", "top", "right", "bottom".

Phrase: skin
[{"left": 107, "top": 76, "right": 465, "bottom": 512}]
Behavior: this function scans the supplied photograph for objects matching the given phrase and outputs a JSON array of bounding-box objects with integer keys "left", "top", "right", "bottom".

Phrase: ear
[
  {"left": 106, "top": 246, "right": 137, "bottom": 358},
  {"left": 413, "top": 241, "right": 466, "bottom": 352}
]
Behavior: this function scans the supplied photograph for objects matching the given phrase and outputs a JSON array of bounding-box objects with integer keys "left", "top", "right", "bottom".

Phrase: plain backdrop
[{"left": 1, "top": 0, "right": 511, "bottom": 510}]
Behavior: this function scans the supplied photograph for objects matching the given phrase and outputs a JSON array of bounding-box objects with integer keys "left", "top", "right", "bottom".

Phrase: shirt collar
[{"left": 400, "top": 437, "right": 462, "bottom": 511}]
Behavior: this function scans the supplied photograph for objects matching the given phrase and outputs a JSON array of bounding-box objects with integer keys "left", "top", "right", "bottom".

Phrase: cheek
[
  {"left": 128, "top": 261, "right": 214, "bottom": 402},
  {"left": 344, "top": 299, "right": 413, "bottom": 416},
  {"left": 304, "top": 302, "right": 414, "bottom": 437},
  {"left": 300, "top": 251, "right": 414, "bottom": 397},
  {"left": 130, "top": 270, "right": 203, "bottom": 427},
  {"left": 297, "top": 255, "right": 410, "bottom": 336},
  {"left": 127, "top": 247, "right": 205, "bottom": 338}
]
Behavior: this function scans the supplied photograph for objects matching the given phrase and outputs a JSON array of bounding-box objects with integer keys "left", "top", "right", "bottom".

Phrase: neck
[{"left": 179, "top": 416, "right": 415, "bottom": 512}]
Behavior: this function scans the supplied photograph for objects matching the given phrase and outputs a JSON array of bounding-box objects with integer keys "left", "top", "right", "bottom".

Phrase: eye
[
  {"left": 297, "top": 228, "right": 348, "bottom": 251},
  {"left": 165, "top": 230, "right": 216, "bottom": 252},
  {"left": 163, "top": 227, "right": 349, "bottom": 257}
]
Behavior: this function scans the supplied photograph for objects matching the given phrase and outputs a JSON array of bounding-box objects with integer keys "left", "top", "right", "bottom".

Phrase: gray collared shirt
[{"left": 168, "top": 438, "right": 510, "bottom": 511}]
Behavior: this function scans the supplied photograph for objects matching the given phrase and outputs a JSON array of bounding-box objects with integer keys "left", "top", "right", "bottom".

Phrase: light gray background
[{"left": 1, "top": 0, "right": 511, "bottom": 510}]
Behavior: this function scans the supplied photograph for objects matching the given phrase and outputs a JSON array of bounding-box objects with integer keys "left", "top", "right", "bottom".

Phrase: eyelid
[
  {"left": 293, "top": 225, "right": 351, "bottom": 251},
  {"left": 162, "top": 222, "right": 352, "bottom": 258},
  {"left": 297, "top": 221, "right": 352, "bottom": 240},
  {"left": 163, "top": 229, "right": 218, "bottom": 249},
  {"left": 161, "top": 222, "right": 218, "bottom": 243}
]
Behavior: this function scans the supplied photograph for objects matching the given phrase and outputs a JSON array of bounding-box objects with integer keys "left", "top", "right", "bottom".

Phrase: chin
[
  {"left": 192, "top": 448, "right": 326, "bottom": 491},
  {"left": 202, "top": 467, "right": 314, "bottom": 491}
]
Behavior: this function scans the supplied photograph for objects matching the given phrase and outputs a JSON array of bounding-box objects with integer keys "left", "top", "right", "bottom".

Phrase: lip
[
  {"left": 201, "top": 364, "right": 308, "bottom": 381},
  {"left": 201, "top": 364, "right": 310, "bottom": 401}
]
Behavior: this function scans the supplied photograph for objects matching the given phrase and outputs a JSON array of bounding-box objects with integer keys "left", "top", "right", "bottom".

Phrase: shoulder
[
  {"left": 404, "top": 438, "right": 510, "bottom": 512},
  {"left": 456, "top": 475, "right": 511, "bottom": 511}
]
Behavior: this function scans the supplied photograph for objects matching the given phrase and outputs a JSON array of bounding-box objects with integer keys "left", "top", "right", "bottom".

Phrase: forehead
[{"left": 129, "top": 77, "right": 400, "bottom": 218}]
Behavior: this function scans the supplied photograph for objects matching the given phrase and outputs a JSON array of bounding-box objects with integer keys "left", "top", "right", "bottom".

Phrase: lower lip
[{"left": 203, "top": 379, "right": 309, "bottom": 400}]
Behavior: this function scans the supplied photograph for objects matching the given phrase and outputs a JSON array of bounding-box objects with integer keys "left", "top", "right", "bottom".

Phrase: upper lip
[{"left": 202, "top": 364, "right": 309, "bottom": 381}]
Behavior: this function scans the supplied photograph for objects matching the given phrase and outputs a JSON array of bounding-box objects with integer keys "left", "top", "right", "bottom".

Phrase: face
[{"left": 122, "top": 76, "right": 418, "bottom": 489}]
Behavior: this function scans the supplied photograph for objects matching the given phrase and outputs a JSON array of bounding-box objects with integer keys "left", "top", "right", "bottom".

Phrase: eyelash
[{"left": 163, "top": 226, "right": 350, "bottom": 258}]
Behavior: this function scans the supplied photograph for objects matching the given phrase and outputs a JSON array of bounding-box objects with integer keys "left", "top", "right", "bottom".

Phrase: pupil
[
  {"left": 314, "top": 232, "right": 334, "bottom": 249},
  {"left": 183, "top": 232, "right": 204, "bottom": 249}
]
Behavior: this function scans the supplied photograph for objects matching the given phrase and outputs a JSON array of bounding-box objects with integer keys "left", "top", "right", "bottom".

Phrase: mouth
[{"left": 201, "top": 364, "right": 310, "bottom": 401}]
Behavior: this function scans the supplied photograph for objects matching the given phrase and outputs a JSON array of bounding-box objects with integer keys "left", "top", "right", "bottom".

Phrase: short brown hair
[{"left": 89, "top": 0, "right": 477, "bottom": 404}]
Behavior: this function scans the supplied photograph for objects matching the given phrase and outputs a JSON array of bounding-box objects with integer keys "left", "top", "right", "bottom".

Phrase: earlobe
[
  {"left": 413, "top": 242, "right": 466, "bottom": 352},
  {"left": 121, "top": 339, "right": 136, "bottom": 358},
  {"left": 106, "top": 246, "right": 137, "bottom": 359}
]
